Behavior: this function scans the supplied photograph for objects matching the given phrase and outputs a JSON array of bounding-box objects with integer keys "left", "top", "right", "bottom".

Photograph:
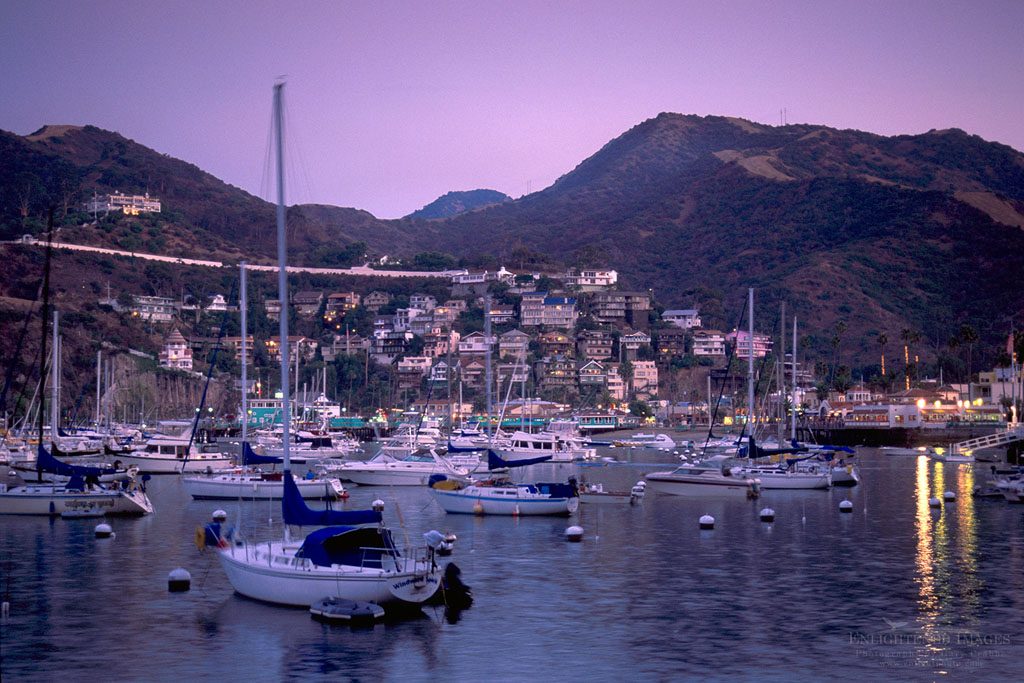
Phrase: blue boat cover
[
  {"left": 281, "top": 470, "right": 382, "bottom": 527},
  {"left": 743, "top": 436, "right": 808, "bottom": 460},
  {"left": 536, "top": 482, "right": 578, "bottom": 498},
  {"left": 296, "top": 525, "right": 398, "bottom": 568},
  {"left": 487, "top": 449, "right": 553, "bottom": 470},
  {"left": 37, "top": 444, "right": 117, "bottom": 477},
  {"left": 241, "top": 441, "right": 281, "bottom": 465}
]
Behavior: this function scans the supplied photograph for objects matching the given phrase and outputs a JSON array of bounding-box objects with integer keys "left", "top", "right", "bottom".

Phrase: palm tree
[
  {"left": 959, "top": 324, "right": 979, "bottom": 400},
  {"left": 900, "top": 328, "right": 920, "bottom": 390},
  {"left": 877, "top": 332, "right": 888, "bottom": 378}
]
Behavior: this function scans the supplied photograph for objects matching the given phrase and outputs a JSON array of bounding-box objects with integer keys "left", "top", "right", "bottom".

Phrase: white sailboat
[
  {"left": 205, "top": 83, "right": 441, "bottom": 607},
  {"left": 0, "top": 242, "right": 152, "bottom": 516},
  {"left": 183, "top": 263, "right": 345, "bottom": 501}
]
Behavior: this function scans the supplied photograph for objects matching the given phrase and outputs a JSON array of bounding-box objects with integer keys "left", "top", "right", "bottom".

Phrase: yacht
[
  {"left": 644, "top": 457, "right": 761, "bottom": 498},
  {"left": 116, "top": 433, "right": 234, "bottom": 474},
  {"left": 325, "top": 449, "right": 478, "bottom": 486},
  {"left": 495, "top": 430, "right": 596, "bottom": 463},
  {"left": 612, "top": 433, "right": 677, "bottom": 450}
]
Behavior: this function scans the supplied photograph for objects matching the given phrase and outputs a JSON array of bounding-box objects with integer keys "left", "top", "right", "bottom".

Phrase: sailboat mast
[
  {"left": 240, "top": 261, "right": 248, "bottom": 444},
  {"left": 51, "top": 310, "right": 59, "bottom": 438},
  {"left": 96, "top": 351, "right": 102, "bottom": 429},
  {"left": 273, "top": 82, "right": 291, "bottom": 478},
  {"left": 484, "top": 294, "right": 492, "bottom": 437},
  {"left": 747, "top": 288, "right": 754, "bottom": 436},
  {"left": 791, "top": 316, "right": 798, "bottom": 441},
  {"left": 778, "top": 301, "right": 785, "bottom": 442}
]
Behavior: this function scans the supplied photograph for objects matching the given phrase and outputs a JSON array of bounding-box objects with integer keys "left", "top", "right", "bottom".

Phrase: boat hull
[
  {"left": 645, "top": 473, "right": 759, "bottom": 498},
  {"left": 217, "top": 542, "right": 440, "bottom": 607},
  {"left": 0, "top": 484, "right": 153, "bottom": 515},
  {"left": 430, "top": 487, "right": 578, "bottom": 515},
  {"left": 114, "top": 453, "right": 234, "bottom": 474},
  {"left": 183, "top": 475, "right": 344, "bottom": 500},
  {"left": 753, "top": 472, "right": 831, "bottom": 490}
]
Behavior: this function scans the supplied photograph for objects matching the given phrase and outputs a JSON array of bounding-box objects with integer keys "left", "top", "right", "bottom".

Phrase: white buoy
[
  {"left": 371, "top": 499, "right": 385, "bottom": 512},
  {"left": 212, "top": 509, "right": 228, "bottom": 522},
  {"left": 760, "top": 508, "right": 775, "bottom": 522},
  {"left": 839, "top": 500, "right": 853, "bottom": 513},
  {"left": 94, "top": 523, "right": 113, "bottom": 538},
  {"left": 699, "top": 514, "right": 715, "bottom": 530},
  {"left": 943, "top": 491, "right": 956, "bottom": 502},
  {"left": 167, "top": 568, "right": 191, "bottom": 592},
  {"left": 929, "top": 497, "right": 942, "bottom": 508},
  {"left": 565, "top": 525, "right": 584, "bottom": 542}
]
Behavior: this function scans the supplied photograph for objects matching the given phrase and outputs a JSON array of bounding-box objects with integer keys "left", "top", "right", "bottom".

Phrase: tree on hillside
[{"left": 958, "top": 324, "right": 979, "bottom": 399}]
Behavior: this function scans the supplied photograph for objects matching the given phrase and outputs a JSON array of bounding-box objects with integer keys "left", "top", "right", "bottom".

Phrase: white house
[
  {"left": 159, "top": 329, "right": 193, "bottom": 370},
  {"left": 662, "top": 309, "right": 701, "bottom": 329}
]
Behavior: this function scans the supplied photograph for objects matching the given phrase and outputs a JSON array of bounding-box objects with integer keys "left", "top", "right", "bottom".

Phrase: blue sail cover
[
  {"left": 37, "top": 444, "right": 117, "bottom": 477},
  {"left": 296, "top": 526, "right": 398, "bottom": 568},
  {"left": 241, "top": 441, "right": 281, "bottom": 466},
  {"left": 743, "top": 436, "right": 808, "bottom": 460},
  {"left": 487, "top": 449, "right": 553, "bottom": 470},
  {"left": 281, "top": 470, "right": 382, "bottom": 527}
]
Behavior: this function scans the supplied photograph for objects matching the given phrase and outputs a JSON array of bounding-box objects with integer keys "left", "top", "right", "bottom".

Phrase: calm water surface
[{"left": 2, "top": 445, "right": 1024, "bottom": 681}]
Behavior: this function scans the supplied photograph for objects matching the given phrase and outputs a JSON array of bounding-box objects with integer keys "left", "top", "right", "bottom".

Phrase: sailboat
[
  {"left": 0, "top": 230, "right": 153, "bottom": 516},
  {"left": 204, "top": 83, "right": 441, "bottom": 608},
  {"left": 183, "top": 263, "right": 346, "bottom": 501},
  {"left": 429, "top": 450, "right": 580, "bottom": 515}
]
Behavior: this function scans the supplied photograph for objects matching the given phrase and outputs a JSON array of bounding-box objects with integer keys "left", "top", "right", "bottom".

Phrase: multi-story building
[
  {"left": 321, "top": 333, "right": 370, "bottom": 362},
  {"left": 159, "top": 329, "right": 193, "bottom": 370},
  {"left": 605, "top": 364, "right": 626, "bottom": 401},
  {"left": 84, "top": 192, "right": 161, "bottom": 215},
  {"left": 621, "top": 292, "right": 652, "bottom": 330},
  {"left": 662, "top": 309, "right": 702, "bottom": 329},
  {"left": 363, "top": 291, "right": 391, "bottom": 313},
  {"left": 578, "top": 360, "right": 606, "bottom": 387},
  {"left": 519, "top": 292, "right": 547, "bottom": 327},
  {"left": 423, "top": 328, "right": 459, "bottom": 358},
  {"left": 726, "top": 330, "right": 773, "bottom": 359},
  {"left": 693, "top": 330, "right": 727, "bottom": 357},
  {"left": 497, "top": 363, "right": 530, "bottom": 386},
  {"left": 265, "top": 336, "right": 318, "bottom": 363},
  {"left": 589, "top": 292, "right": 626, "bottom": 327},
  {"left": 394, "top": 307, "right": 425, "bottom": 331},
  {"left": 577, "top": 330, "right": 614, "bottom": 361},
  {"left": 457, "top": 331, "right": 493, "bottom": 357},
  {"left": 563, "top": 268, "right": 618, "bottom": 291},
  {"left": 371, "top": 330, "right": 412, "bottom": 365},
  {"left": 325, "top": 292, "right": 361, "bottom": 318},
  {"left": 619, "top": 330, "right": 652, "bottom": 361},
  {"left": 654, "top": 328, "right": 689, "bottom": 363},
  {"left": 539, "top": 330, "right": 574, "bottom": 357},
  {"left": 265, "top": 299, "right": 281, "bottom": 322},
  {"left": 131, "top": 295, "right": 177, "bottom": 323},
  {"left": 535, "top": 355, "right": 576, "bottom": 392},
  {"left": 631, "top": 360, "right": 659, "bottom": 399},
  {"left": 397, "top": 356, "right": 432, "bottom": 389},
  {"left": 410, "top": 294, "right": 437, "bottom": 312},
  {"left": 292, "top": 291, "right": 323, "bottom": 318},
  {"left": 488, "top": 304, "right": 516, "bottom": 324},
  {"left": 499, "top": 329, "right": 531, "bottom": 360},
  {"left": 221, "top": 336, "right": 255, "bottom": 364}
]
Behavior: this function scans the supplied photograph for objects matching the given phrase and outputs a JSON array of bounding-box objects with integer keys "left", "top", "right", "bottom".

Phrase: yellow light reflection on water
[
  {"left": 956, "top": 465, "right": 980, "bottom": 617},
  {"left": 914, "top": 455, "right": 937, "bottom": 620}
]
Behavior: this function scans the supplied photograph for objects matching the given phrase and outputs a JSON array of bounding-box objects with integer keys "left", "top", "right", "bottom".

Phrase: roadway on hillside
[{"left": 4, "top": 238, "right": 460, "bottom": 279}]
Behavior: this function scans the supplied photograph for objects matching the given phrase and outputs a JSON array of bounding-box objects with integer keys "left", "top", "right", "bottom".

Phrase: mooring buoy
[
  {"left": 699, "top": 514, "right": 715, "bottom": 530},
  {"left": 167, "top": 568, "right": 191, "bottom": 592}
]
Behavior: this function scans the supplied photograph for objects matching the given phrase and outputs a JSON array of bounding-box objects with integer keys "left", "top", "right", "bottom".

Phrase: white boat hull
[
  {"left": 431, "top": 487, "right": 578, "bottom": 515},
  {"left": 183, "top": 474, "right": 344, "bottom": 500},
  {"left": 753, "top": 472, "right": 831, "bottom": 490},
  {"left": 0, "top": 483, "right": 153, "bottom": 515},
  {"left": 645, "top": 473, "right": 759, "bottom": 498},
  {"left": 342, "top": 468, "right": 436, "bottom": 486},
  {"left": 217, "top": 541, "right": 440, "bottom": 606},
  {"left": 114, "top": 452, "right": 234, "bottom": 474}
]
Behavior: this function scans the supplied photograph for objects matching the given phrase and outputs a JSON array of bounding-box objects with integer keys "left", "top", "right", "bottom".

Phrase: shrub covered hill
[
  {"left": 3, "top": 116, "right": 1024, "bottom": 368},
  {"left": 406, "top": 189, "right": 512, "bottom": 220}
]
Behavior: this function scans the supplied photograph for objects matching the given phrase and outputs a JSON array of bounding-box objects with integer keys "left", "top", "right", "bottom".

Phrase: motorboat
[
  {"left": 928, "top": 448, "right": 974, "bottom": 464},
  {"left": 740, "top": 463, "right": 831, "bottom": 490},
  {"left": 612, "top": 433, "right": 677, "bottom": 450},
  {"left": 326, "top": 448, "right": 477, "bottom": 487},
  {"left": 116, "top": 434, "right": 234, "bottom": 473},
  {"left": 644, "top": 456, "right": 761, "bottom": 498},
  {"left": 578, "top": 481, "right": 641, "bottom": 504},
  {"left": 495, "top": 430, "right": 596, "bottom": 463},
  {"left": 879, "top": 446, "right": 927, "bottom": 456}
]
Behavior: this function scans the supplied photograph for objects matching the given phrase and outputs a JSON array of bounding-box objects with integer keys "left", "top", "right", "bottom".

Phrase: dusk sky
[{"left": 2, "top": 1, "right": 1022, "bottom": 218}]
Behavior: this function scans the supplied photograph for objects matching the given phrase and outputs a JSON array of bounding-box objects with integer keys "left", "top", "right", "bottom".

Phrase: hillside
[
  {"left": 3, "top": 116, "right": 1024, "bottom": 369},
  {"left": 406, "top": 189, "right": 512, "bottom": 220}
]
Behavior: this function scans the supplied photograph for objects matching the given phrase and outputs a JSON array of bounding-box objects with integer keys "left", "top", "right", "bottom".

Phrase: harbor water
[{"left": 2, "top": 447, "right": 1024, "bottom": 681}]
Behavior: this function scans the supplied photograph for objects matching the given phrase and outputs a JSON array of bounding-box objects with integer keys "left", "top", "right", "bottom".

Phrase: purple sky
[{"left": 2, "top": 1, "right": 1022, "bottom": 218}]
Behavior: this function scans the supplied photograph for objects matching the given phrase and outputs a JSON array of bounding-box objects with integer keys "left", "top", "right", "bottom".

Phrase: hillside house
[
  {"left": 499, "top": 329, "right": 531, "bottom": 360},
  {"left": 159, "top": 329, "right": 193, "bottom": 370},
  {"left": 363, "top": 291, "right": 391, "bottom": 313},
  {"left": 693, "top": 330, "right": 726, "bottom": 357},
  {"left": 577, "top": 330, "right": 614, "bottom": 361},
  {"left": 662, "top": 309, "right": 701, "bottom": 329}
]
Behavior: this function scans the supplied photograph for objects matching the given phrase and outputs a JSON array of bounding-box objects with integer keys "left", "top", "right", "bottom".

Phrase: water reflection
[{"left": 914, "top": 456, "right": 938, "bottom": 628}]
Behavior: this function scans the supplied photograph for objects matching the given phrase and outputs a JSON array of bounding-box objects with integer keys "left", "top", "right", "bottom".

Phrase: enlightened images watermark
[{"left": 845, "top": 618, "right": 1013, "bottom": 670}]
